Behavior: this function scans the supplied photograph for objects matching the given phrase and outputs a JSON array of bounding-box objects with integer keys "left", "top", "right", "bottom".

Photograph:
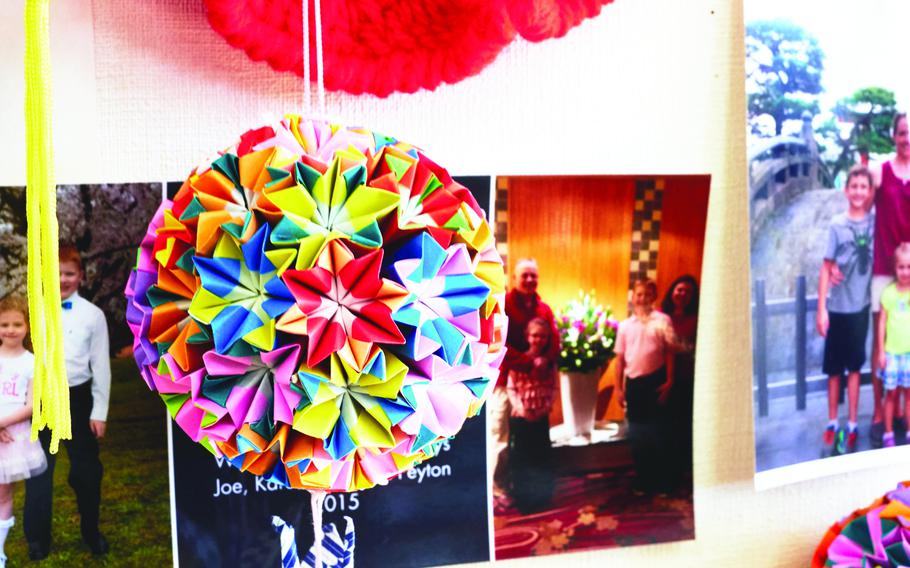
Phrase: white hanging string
[
  {"left": 301, "top": 0, "right": 326, "bottom": 117},
  {"left": 301, "top": 0, "right": 311, "bottom": 112},
  {"left": 313, "top": 0, "right": 325, "bottom": 116}
]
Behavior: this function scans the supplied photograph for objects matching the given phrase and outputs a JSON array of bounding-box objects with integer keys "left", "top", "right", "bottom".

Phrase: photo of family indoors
[
  {"left": 490, "top": 175, "right": 709, "bottom": 559},
  {"left": 747, "top": 1, "right": 910, "bottom": 475},
  {"left": 0, "top": 184, "right": 171, "bottom": 565}
]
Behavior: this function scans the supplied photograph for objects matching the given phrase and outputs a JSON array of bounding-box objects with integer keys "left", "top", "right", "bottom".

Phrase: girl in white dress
[{"left": 0, "top": 297, "right": 46, "bottom": 567}]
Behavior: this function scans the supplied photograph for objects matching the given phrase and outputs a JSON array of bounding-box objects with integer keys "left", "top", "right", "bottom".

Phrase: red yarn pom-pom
[
  {"left": 506, "top": 0, "right": 613, "bottom": 42},
  {"left": 204, "top": 0, "right": 614, "bottom": 97}
]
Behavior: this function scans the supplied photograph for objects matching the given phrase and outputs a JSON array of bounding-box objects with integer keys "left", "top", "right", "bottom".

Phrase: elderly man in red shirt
[{"left": 491, "top": 258, "right": 560, "bottom": 507}]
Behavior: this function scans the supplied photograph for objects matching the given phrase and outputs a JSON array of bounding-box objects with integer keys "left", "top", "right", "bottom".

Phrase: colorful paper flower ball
[
  {"left": 125, "top": 116, "right": 507, "bottom": 492},
  {"left": 812, "top": 481, "right": 910, "bottom": 567}
]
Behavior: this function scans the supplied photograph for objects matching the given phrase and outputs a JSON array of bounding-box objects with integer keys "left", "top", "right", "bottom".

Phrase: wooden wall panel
[
  {"left": 656, "top": 175, "right": 711, "bottom": 300},
  {"left": 506, "top": 176, "right": 636, "bottom": 317}
]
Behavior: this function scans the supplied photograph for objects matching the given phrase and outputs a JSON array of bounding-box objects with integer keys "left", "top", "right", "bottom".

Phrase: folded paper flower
[
  {"left": 813, "top": 481, "right": 910, "bottom": 567},
  {"left": 390, "top": 232, "right": 490, "bottom": 365},
  {"left": 203, "top": 0, "right": 616, "bottom": 96},
  {"left": 125, "top": 116, "right": 506, "bottom": 492}
]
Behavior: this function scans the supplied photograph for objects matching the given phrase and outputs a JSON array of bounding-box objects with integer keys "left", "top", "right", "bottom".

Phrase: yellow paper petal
[
  {"left": 349, "top": 459, "right": 374, "bottom": 491},
  {"left": 294, "top": 233, "right": 330, "bottom": 270},
  {"left": 154, "top": 237, "right": 176, "bottom": 267},
  {"left": 268, "top": 185, "right": 318, "bottom": 220},
  {"left": 292, "top": 398, "right": 341, "bottom": 440},
  {"left": 348, "top": 406, "right": 395, "bottom": 448},
  {"left": 298, "top": 463, "right": 333, "bottom": 488},
  {"left": 188, "top": 288, "right": 229, "bottom": 324},
  {"left": 213, "top": 231, "right": 242, "bottom": 260},
  {"left": 391, "top": 451, "right": 422, "bottom": 472},
  {"left": 336, "top": 186, "right": 400, "bottom": 232},
  {"left": 264, "top": 247, "right": 297, "bottom": 276},
  {"left": 243, "top": 318, "right": 275, "bottom": 351}
]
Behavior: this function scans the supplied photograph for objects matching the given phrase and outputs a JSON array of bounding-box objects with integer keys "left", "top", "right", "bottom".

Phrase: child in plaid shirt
[{"left": 506, "top": 318, "right": 556, "bottom": 513}]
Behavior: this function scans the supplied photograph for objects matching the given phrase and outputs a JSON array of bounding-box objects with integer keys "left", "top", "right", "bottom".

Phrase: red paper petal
[
  {"left": 349, "top": 302, "right": 405, "bottom": 345},
  {"left": 284, "top": 266, "right": 334, "bottom": 311},
  {"left": 338, "top": 249, "right": 384, "bottom": 299},
  {"left": 306, "top": 315, "right": 347, "bottom": 367}
]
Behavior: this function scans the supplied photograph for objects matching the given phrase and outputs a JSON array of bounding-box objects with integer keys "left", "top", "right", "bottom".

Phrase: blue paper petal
[
  {"left": 194, "top": 257, "right": 242, "bottom": 298},
  {"left": 212, "top": 306, "right": 265, "bottom": 353},
  {"left": 325, "top": 419, "right": 356, "bottom": 460}
]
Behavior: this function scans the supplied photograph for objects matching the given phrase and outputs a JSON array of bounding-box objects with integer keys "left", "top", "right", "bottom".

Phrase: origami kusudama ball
[
  {"left": 812, "top": 481, "right": 910, "bottom": 567},
  {"left": 125, "top": 116, "right": 506, "bottom": 492}
]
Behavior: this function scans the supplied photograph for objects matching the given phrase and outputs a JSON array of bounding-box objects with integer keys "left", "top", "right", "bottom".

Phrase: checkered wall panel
[
  {"left": 494, "top": 176, "right": 509, "bottom": 269},
  {"left": 629, "top": 178, "right": 665, "bottom": 286}
]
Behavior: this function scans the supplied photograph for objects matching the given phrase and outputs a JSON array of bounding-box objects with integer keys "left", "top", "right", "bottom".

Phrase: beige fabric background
[{"left": 2, "top": 0, "right": 908, "bottom": 565}]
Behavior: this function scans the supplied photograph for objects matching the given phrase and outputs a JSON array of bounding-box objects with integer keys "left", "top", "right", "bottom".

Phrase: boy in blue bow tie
[{"left": 24, "top": 244, "right": 111, "bottom": 559}]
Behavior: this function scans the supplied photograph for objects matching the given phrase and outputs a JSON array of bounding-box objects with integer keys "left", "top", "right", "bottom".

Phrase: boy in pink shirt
[{"left": 615, "top": 279, "right": 676, "bottom": 494}]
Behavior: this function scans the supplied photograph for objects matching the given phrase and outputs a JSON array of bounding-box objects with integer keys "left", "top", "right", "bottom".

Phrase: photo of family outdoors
[{"left": 748, "top": 0, "right": 910, "bottom": 481}]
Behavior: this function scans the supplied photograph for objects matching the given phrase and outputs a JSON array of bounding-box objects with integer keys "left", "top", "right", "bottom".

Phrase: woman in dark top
[{"left": 661, "top": 275, "right": 699, "bottom": 474}]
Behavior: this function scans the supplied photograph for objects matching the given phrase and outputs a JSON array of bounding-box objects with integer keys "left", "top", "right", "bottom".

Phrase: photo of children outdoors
[
  {"left": 0, "top": 184, "right": 169, "bottom": 564},
  {"left": 747, "top": 1, "right": 910, "bottom": 477},
  {"left": 491, "top": 174, "right": 708, "bottom": 559}
]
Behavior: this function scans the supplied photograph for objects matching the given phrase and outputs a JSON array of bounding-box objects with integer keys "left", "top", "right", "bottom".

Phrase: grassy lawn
[{"left": 7, "top": 357, "right": 172, "bottom": 566}]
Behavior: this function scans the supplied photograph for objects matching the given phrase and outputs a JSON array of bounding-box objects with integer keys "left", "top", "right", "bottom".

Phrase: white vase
[{"left": 560, "top": 371, "right": 600, "bottom": 440}]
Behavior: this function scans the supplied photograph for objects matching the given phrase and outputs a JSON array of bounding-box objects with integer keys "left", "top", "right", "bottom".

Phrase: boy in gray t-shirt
[{"left": 816, "top": 165, "right": 875, "bottom": 453}]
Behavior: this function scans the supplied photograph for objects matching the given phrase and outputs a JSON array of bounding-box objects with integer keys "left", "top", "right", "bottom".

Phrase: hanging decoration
[
  {"left": 813, "top": 480, "right": 910, "bottom": 567},
  {"left": 204, "top": 0, "right": 616, "bottom": 96},
  {"left": 23, "top": 0, "right": 71, "bottom": 452},
  {"left": 125, "top": 116, "right": 507, "bottom": 492}
]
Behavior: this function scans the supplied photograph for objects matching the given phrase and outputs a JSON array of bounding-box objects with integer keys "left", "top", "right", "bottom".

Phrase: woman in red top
[
  {"left": 866, "top": 113, "right": 910, "bottom": 445},
  {"left": 661, "top": 275, "right": 699, "bottom": 474}
]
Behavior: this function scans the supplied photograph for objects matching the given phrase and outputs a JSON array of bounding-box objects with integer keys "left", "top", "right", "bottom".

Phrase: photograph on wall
[
  {"left": 0, "top": 183, "right": 170, "bottom": 564},
  {"left": 170, "top": 411, "right": 489, "bottom": 567},
  {"left": 165, "top": 175, "right": 496, "bottom": 568},
  {"left": 747, "top": 1, "right": 910, "bottom": 485},
  {"left": 490, "top": 175, "right": 708, "bottom": 559}
]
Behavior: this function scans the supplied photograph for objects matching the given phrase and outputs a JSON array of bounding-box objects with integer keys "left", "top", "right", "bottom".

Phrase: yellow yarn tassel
[{"left": 25, "top": 0, "right": 70, "bottom": 453}]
